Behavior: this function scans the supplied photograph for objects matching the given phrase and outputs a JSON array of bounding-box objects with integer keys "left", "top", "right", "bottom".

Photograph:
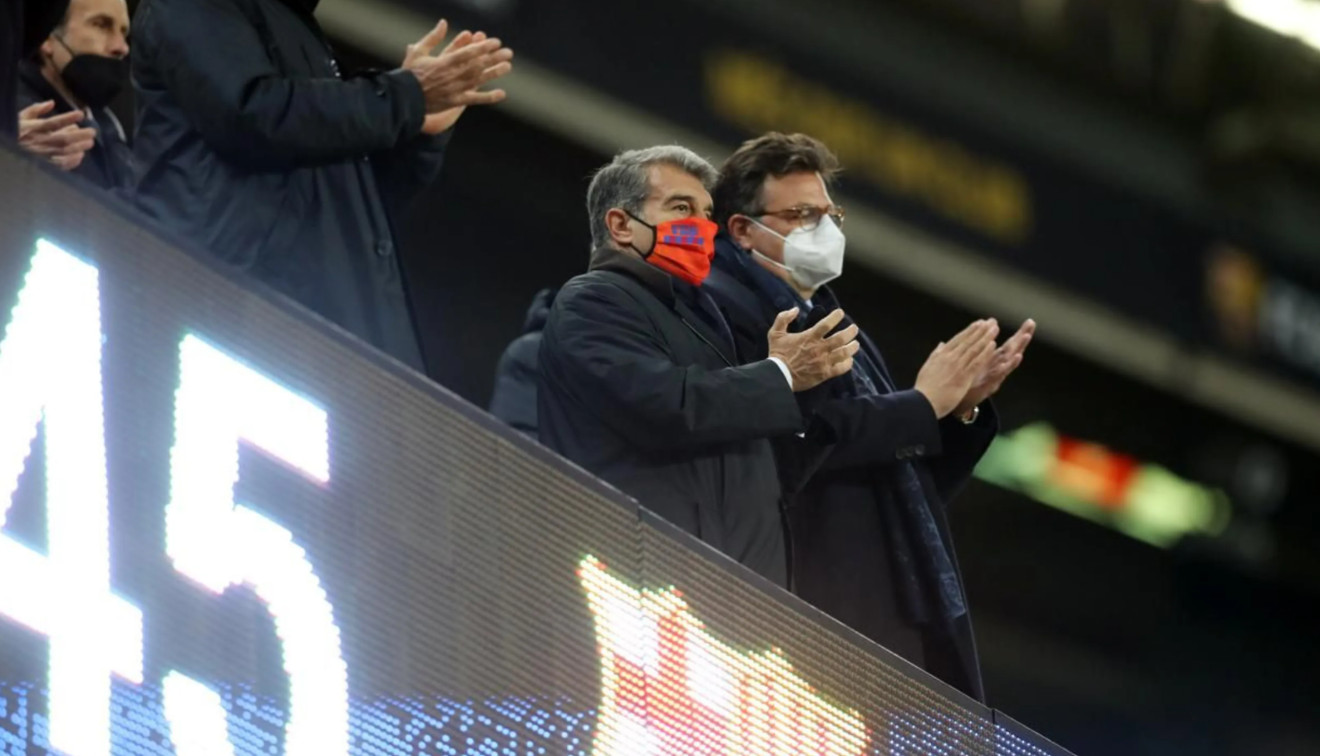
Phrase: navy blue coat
[
  {"left": 131, "top": 0, "right": 447, "bottom": 369},
  {"left": 704, "top": 237, "right": 997, "bottom": 700}
]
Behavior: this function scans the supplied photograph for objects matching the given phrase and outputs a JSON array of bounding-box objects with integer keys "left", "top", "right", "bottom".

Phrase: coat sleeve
[
  {"left": 371, "top": 128, "right": 451, "bottom": 215},
  {"left": 140, "top": 0, "right": 426, "bottom": 170},
  {"left": 809, "top": 388, "right": 945, "bottom": 471},
  {"left": 924, "top": 400, "right": 999, "bottom": 504},
  {"left": 541, "top": 281, "right": 804, "bottom": 451}
]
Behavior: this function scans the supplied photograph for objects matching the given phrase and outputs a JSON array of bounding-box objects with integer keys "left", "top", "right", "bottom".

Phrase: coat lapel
[{"left": 673, "top": 297, "right": 736, "bottom": 367}]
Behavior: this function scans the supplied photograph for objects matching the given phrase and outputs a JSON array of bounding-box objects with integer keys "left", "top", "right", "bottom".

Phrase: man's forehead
[
  {"left": 762, "top": 171, "right": 830, "bottom": 206},
  {"left": 646, "top": 165, "right": 713, "bottom": 205},
  {"left": 71, "top": 0, "right": 130, "bottom": 22}
]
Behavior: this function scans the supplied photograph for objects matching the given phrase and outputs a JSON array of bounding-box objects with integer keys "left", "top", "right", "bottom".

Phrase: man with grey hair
[{"left": 538, "top": 145, "right": 860, "bottom": 586}]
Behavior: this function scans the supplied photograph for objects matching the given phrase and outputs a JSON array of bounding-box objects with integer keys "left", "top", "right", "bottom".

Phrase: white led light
[
  {"left": 601, "top": 592, "right": 659, "bottom": 676},
  {"left": 164, "top": 672, "right": 237, "bottom": 756},
  {"left": 686, "top": 636, "right": 734, "bottom": 717},
  {"left": 0, "top": 239, "right": 144, "bottom": 756},
  {"left": 165, "top": 334, "right": 347, "bottom": 756}
]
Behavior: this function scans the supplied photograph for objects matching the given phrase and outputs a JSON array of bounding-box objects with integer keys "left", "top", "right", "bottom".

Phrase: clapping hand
[
  {"left": 767, "top": 308, "right": 861, "bottom": 392},
  {"left": 18, "top": 101, "right": 95, "bottom": 171},
  {"left": 913, "top": 319, "right": 999, "bottom": 418},
  {"left": 403, "top": 20, "right": 514, "bottom": 134},
  {"left": 950, "top": 319, "right": 1035, "bottom": 419}
]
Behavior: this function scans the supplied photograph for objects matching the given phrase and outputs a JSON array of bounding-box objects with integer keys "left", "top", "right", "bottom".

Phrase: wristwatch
[{"left": 958, "top": 405, "right": 980, "bottom": 425}]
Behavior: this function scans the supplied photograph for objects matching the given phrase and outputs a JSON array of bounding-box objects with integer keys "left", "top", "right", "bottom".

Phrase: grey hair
[{"left": 586, "top": 145, "right": 718, "bottom": 250}]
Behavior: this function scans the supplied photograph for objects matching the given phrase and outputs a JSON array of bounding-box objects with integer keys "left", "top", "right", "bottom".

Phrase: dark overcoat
[
  {"left": 132, "top": 0, "right": 446, "bottom": 368},
  {"left": 539, "top": 247, "right": 804, "bottom": 586}
]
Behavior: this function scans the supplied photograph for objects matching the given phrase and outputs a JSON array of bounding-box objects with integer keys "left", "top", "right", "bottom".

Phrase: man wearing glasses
[{"left": 706, "top": 132, "right": 1035, "bottom": 701}]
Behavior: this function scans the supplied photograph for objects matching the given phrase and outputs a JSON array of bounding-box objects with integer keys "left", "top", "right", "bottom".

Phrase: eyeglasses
[{"left": 757, "top": 205, "right": 846, "bottom": 231}]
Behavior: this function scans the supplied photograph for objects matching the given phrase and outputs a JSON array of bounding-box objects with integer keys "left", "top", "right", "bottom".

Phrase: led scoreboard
[{"left": 0, "top": 146, "right": 1071, "bottom": 756}]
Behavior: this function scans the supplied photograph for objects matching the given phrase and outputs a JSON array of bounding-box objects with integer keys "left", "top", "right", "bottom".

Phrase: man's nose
[{"left": 109, "top": 33, "right": 129, "bottom": 59}]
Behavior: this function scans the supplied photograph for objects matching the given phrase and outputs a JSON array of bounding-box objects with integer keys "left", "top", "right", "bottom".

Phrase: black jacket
[
  {"left": 704, "top": 237, "right": 997, "bottom": 700},
  {"left": 489, "top": 287, "right": 556, "bottom": 436},
  {"left": 16, "top": 60, "right": 135, "bottom": 193},
  {"left": 131, "top": 0, "right": 448, "bottom": 369},
  {"left": 538, "top": 247, "right": 804, "bottom": 586},
  {"left": 2, "top": 0, "right": 68, "bottom": 136}
]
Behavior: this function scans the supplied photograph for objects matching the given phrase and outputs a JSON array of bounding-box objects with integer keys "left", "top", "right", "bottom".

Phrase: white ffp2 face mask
[{"left": 751, "top": 215, "right": 846, "bottom": 291}]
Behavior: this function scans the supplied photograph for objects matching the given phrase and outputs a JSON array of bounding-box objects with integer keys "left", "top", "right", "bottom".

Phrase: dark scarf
[{"left": 714, "top": 236, "right": 967, "bottom": 628}]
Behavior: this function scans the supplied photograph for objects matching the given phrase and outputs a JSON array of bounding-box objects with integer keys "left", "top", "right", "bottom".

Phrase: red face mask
[{"left": 628, "top": 213, "right": 719, "bottom": 286}]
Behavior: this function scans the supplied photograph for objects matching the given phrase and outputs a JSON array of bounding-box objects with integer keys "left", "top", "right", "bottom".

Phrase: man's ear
[
  {"left": 605, "top": 208, "right": 635, "bottom": 248},
  {"left": 727, "top": 214, "right": 756, "bottom": 251},
  {"left": 39, "top": 37, "right": 56, "bottom": 64}
]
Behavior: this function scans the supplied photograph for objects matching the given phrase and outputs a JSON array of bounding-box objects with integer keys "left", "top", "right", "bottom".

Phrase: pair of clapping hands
[
  {"left": 401, "top": 19, "right": 514, "bottom": 135},
  {"left": 767, "top": 308, "right": 1036, "bottom": 418}
]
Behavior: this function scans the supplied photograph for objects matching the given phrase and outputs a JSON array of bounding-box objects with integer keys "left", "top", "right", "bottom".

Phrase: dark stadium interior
[{"left": 4, "top": 0, "right": 1320, "bottom": 754}]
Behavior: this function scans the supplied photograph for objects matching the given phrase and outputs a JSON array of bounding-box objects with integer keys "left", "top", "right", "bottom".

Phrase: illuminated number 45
[{"left": 0, "top": 240, "right": 349, "bottom": 756}]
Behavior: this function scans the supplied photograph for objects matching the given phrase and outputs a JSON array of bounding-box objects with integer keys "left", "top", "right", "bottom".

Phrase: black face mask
[{"left": 54, "top": 35, "right": 128, "bottom": 109}]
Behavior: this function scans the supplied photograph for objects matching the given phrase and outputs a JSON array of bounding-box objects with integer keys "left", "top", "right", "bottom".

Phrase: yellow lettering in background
[{"left": 705, "top": 49, "right": 1033, "bottom": 246}]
